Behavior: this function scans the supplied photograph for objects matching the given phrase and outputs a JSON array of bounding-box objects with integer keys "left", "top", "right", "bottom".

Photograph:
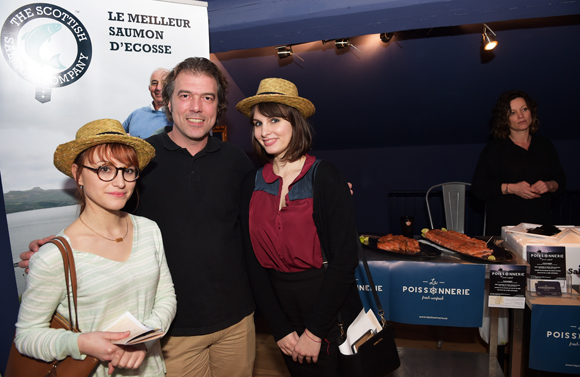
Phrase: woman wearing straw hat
[
  {"left": 14, "top": 119, "right": 177, "bottom": 376},
  {"left": 237, "top": 79, "right": 362, "bottom": 376}
]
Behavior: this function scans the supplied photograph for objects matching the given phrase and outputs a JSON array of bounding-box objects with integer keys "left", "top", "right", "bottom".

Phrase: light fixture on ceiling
[
  {"left": 334, "top": 38, "right": 350, "bottom": 49},
  {"left": 322, "top": 38, "right": 361, "bottom": 52},
  {"left": 380, "top": 33, "right": 394, "bottom": 43},
  {"left": 275, "top": 45, "right": 304, "bottom": 61},
  {"left": 482, "top": 23, "right": 498, "bottom": 50}
]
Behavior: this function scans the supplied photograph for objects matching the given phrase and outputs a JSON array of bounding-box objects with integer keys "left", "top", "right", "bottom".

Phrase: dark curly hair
[
  {"left": 162, "top": 57, "right": 229, "bottom": 124},
  {"left": 250, "top": 102, "right": 313, "bottom": 164},
  {"left": 490, "top": 90, "right": 539, "bottom": 139}
]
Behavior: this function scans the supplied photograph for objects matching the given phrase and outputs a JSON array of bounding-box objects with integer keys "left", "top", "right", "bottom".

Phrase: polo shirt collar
[
  {"left": 204, "top": 136, "right": 221, "bottom": 153},
  {"left": 160, "top": 130, "right": 221, "bottom": 154}
]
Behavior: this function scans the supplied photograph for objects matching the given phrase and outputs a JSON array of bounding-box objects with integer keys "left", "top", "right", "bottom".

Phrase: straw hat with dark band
[
  {"left": 236, "top": 78, "right": 315, "bottom": 119},
  {"left": 54, "top": 119, "right": 156, "bottom": 178}
]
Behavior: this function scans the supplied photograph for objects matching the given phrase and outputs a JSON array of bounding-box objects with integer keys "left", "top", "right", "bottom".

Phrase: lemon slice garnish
[{"left": 359, "top": 236, "right": 369, "bottom": 245}]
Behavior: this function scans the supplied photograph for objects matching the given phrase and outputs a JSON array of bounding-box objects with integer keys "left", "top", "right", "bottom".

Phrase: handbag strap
[
  {"left": 320, "top": 235, "right": 386, "bottom": 327},
  {"left": 356, "top": 238, "right": 386, "bottom": 325},
  {"left": 48, "top": 236, "right": 81, "bottom": 331},
  {"left": 312, "top": 160, "right": 386, "bottom": 329}
]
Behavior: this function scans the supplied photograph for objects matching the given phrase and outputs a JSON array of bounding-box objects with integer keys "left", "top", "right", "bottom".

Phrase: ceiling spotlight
[
  {"left": 276, "top": 45, "right": 292, "bottom": 59},
  {"left": 482, "top": 23, "right": 498, "bottom": 50},
  {"left": 275, "top": 45, "right": 304, "bottom": 61},
  {"left": 324, "top": 38, "right": 361, "bottom": 52},
  {"left": 335, "top": 38, "right": 349, "bottom": 49},
  {"left": 380, "top": 33, "right": 394, "bottom": 43}
]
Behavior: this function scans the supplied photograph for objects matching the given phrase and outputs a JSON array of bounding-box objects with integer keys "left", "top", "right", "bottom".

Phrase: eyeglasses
[{"left": 83, "top": 164, "right": 140, "bottom": 182}]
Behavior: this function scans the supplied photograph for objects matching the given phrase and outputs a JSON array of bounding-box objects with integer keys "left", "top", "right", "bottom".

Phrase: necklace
[{"left": 79, "top": 216, "right": 129, "bottom": 242}]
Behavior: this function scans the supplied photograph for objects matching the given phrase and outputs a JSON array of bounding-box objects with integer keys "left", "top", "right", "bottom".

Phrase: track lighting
[
  {"left": 275, "top": 45, "right": 304, "bottom": 61},
  {"left": 334, "top": 38, "right": 350, "bottom": 49},
  {"left": 482, "top": 24, "right": 498, "bottom": 50},
  {"left": 322, "top": 38, "right": 361, "bottom": 52},
  {"left": 380, "top": 33, "right": 394, "bottom": 43}
]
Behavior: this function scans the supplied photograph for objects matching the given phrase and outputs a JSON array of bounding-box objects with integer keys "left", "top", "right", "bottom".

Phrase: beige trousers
[{"left": 161, "top": 313, "right": 256, "bottom": 377}]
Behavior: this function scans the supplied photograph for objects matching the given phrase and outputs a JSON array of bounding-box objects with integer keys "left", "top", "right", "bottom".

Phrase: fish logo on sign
[
  {"left": 1, "top": 4, "right": 93, "bottom": 103},
  {"left": 22, "top": 23, "right": 67, "bottom": 69}
]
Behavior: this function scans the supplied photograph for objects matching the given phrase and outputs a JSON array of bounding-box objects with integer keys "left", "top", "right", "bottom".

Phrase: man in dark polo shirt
[{"left": 135, "top": 57, "right": 255, "bottom": 377}]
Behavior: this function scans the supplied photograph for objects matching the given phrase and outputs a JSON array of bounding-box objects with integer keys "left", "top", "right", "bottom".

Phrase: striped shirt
[{"left": 15, "top": 214, "right": 177, "bottom": 377}]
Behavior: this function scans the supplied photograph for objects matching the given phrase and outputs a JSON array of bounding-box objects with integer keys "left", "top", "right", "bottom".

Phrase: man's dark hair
[{"left": 162, "top": 57, "right": 229, "bottom": 123}]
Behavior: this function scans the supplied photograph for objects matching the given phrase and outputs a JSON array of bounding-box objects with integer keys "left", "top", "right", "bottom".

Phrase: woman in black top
[{"left": 472, "top": 90, "right": 566, "bottom": 235}]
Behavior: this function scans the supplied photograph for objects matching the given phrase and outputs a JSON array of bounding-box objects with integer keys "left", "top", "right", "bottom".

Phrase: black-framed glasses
[{"left": 83, "top": 165, "right": 140, "bottom": 182}]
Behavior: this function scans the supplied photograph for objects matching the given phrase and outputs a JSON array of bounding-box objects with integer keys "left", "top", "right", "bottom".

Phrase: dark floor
[{"left": 252, "top": 317, "right": 491, "bottom": 377}]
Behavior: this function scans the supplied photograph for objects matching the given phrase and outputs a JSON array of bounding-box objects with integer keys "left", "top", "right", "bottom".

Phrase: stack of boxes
[{"left": 502, "top": 224, "right": 580, "bottom": 286}]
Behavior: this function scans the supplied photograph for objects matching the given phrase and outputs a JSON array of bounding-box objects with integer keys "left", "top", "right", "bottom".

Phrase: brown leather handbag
[{"left": 5, "top": 236, "right": 99, "bottom": 377}]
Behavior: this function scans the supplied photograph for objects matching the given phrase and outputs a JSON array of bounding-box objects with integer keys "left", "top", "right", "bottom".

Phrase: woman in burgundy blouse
[{"left": 237, "top": 78, "right": 362, "bottom": 376}]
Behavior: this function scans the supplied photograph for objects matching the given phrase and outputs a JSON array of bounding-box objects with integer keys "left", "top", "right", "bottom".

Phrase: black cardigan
[
  {"left": 240, "top": 160, "right": 362, "bottom": 341},
  {"left": 471, "top": 135, "right": 566, "bottom": 236}
]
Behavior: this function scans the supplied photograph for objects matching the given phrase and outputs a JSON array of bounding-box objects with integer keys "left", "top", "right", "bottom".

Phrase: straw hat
[
  {"left": 54, "top": 119, "right": 156, "bottom": 178},
  {"left": 236, "top": 78, "right": 315, "bottom": 119}
]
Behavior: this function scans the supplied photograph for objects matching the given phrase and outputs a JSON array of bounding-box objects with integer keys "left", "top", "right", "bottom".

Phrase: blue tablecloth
[
  {"left": 357, "top": 249, "right": 486, "bottom": 327},
  {"left": 529, "top": 304, "right": 580, "bottom": 374}
]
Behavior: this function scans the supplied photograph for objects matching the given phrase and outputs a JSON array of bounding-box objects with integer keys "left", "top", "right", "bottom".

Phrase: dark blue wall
[
  {"left": 314, "top": 139, "right": 578, "bottom": 235},
  {"left": 215, "top": 16, "right": 580, "bottom": 236}
]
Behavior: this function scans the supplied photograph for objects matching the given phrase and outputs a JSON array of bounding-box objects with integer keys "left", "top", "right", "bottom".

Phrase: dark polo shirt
[{"left": 126, "top": 129, "right": 255, "bottom": 336}]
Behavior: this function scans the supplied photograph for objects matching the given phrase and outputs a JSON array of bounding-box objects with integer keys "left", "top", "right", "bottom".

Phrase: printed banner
[
  {"left": 357, "top": 260, "right": 486, "bottom": 327},
  {"left": 1, "top": 0, "right": 209, "bottom": 296},
  {"left": 355, "top": 260, "right": 391, "bottom": 319},
  {"left": 489, "top": 264, "right": 527, "bottom": 309},
  {"left": 527, "top": 245, "right": 567, "bottom": 292},
  {"left": 0, "top": 0, "right": 210, "bottom": 345},
  {"left": 529, "top": 304, "right": 580, "bottom": 374},
  {"left": 0, "top": 0, "right": 209, "bottom": 195}
]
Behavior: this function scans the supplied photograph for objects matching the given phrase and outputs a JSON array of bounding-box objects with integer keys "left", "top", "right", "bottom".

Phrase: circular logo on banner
[{"left": 1, "top": 3, "right": 92, "bottom": 91}]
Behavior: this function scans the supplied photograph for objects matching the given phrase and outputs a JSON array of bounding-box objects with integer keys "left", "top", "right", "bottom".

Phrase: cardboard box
[{"left": 502, "top": 224, "right": 580, "bottom": 285}]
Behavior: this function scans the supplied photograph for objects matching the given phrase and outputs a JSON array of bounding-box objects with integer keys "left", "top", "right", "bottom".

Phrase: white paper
[
  {"left": 103, "top": 311, "right": 163, "bottom": 345},
  {"left": 338, "top": 308, "right": 382, "bottom": 355},
  {"left": 105, "top": 311, "right": 149, "bottom": 331},
  {"left": 488, "top": 295, "right": 525, "bottom": 309}
]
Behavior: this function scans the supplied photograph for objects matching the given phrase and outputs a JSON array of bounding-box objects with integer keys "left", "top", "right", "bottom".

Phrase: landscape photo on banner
[{"left": 0, "top": 0, "right": 210, "bottom": 296}]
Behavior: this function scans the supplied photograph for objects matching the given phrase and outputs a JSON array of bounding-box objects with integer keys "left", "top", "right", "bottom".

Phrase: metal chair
[
  {"left": 426, "top": 182, "right": 491, "bottom": 349},
  {"left": 426, "top": 182, "right": 471, "bottom": 234},
  {"left": 426, "top": 182, "right": 471, "bottom": 349}
]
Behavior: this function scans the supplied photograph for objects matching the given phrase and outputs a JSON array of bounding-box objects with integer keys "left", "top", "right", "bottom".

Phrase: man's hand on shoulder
[{"left": 19, "top": 235, "right": 55, "bottom": 273}]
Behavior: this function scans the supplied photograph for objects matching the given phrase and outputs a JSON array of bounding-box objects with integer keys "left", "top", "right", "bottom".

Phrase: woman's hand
[
  {"left": 531, "top": 180, "right": 558, "bottom": 194},
  {"left": 108, "top": 344, "right": 147, "bottom": 375},
  {"left": 507, "top": 181, "right": 541, "bottom": 200},
  {"left": 78, "top": 331, "right": 146, "bottom": 373},
  {"left": 292, "top": 329, "right": 321, "bottom": 364},
  {"left": 78, "top": 331, "right": 129, "bottom": 361},
  {"left": 277, "top": 331, "right": 299, "bottom": 356}
]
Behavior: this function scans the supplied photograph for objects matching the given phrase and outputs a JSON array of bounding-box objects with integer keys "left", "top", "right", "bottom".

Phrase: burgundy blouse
[{"left": 249, "top": 154, "right": 323, "bottom": 272}]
